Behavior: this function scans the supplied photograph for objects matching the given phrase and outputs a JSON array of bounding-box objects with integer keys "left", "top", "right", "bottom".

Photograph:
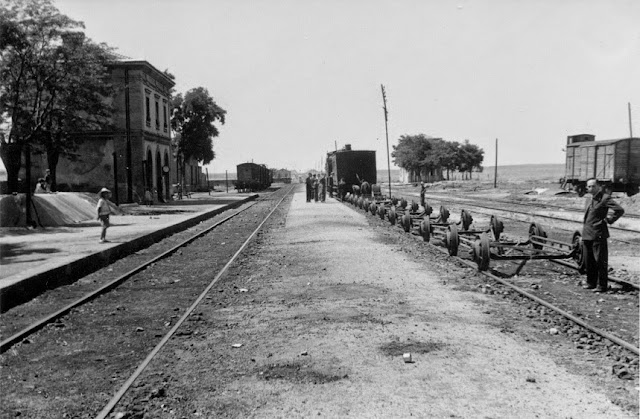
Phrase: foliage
[
  {"left": 457, "top": 139, "right": 484, "bottom": 177},
  {"left": 170, "top": 87, "right": 226, "bottom": 166},
  {"left": 0, "top": 0, "right": 114, "bottom": 191},
  {"left": 391, "top": 134, "right": 436, "bottom": 174},
  {"left": 392, "top": 134, "right": 484, "bottom": 181}
]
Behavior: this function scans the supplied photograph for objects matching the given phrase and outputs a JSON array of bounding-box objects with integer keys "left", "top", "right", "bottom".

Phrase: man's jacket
[{"left": 582, "top": 192, "right": 625, "bottom": 240}]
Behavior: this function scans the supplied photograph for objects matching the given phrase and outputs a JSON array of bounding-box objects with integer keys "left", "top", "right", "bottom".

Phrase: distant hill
[
  {"left": 481, "top": 164, "right": 564, "bottom": 183},
  {"left": 376, "top": 169, "right": 402, "bottom": 183}
]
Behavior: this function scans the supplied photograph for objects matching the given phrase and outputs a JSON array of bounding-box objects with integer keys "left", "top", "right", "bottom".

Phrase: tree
[
  {"left": 456, "top": 140, "right": 484, "bottom": 179},
  {"left": 0, "top": 0, "right": 114, "bottom": 192},
  {"left": 391, "top": 134, "right": 434, "bottom": 179},
  {"left": 170, "top": 87, "right": 226, "bottom": 183}
]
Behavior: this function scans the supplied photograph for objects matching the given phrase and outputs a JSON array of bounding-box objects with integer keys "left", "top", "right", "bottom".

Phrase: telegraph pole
[
  {"left": 629, "top": 102, "right": 633, "bottom": 137},
  {"left": 494, "top": 138, "right": 498, "bottom": 188},
  {"left": 381, "top": 84, "right": 391, "bottom": 199}
]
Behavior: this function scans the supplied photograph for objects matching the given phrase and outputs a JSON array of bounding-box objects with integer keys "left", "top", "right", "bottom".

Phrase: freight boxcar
[
  {"left": 564, "top": 134, "right": 640, "bottom": 196},
  {"left": 326, "top": 145, "right": 376, "bottom": 197},
  {"left": 236, "top": 162, "right": 272, "bottom": 192}
]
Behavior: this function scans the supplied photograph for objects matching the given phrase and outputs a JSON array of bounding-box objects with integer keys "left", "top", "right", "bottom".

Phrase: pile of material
[{"left": 0, "top": 192, "right": 120, "bottom": 227}]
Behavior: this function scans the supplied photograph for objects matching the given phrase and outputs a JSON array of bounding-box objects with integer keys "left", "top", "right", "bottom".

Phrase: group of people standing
[{"left": 305, "top": 173, "right": 329, "bottom": 203}]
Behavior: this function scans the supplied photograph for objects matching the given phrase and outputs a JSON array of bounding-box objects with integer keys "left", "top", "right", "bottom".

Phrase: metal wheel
[
  {"left": 529, "top": 222, "right": 547, "bottom": 250},
  {"left": 363, "top": 199, "right": 370, "bottom": 212},
  {"left": 399, "top": 198, "right": 407, "bottom": 209},
  {"left": 378, "top": 205, "right": 386, "bottom": 220},
  {"left": 388, "top": 208, "right": 397, "bottom": 225},
  {"left": 460, "top": 209, "right": 473, "bottom": 231},
  {"left": 370, "top": 202, "right": 377, "bottom": 215},
  {"left": 446, "top": 223, "right": 459, "bottom": 256},
  {"left": 423, "top": 203, "right": 433, "bottom": 215},
  {"left": 419, "top": 218, "right": 431, "bottom": 242},
  {"left": 490, "top": 215, "right": 503, "bottom": 241},
  {"left": 410, "top": 201, "right": 419, "bottom": 212},
  {"left": 391, "top": 197, "right": 398, "bottom": 206},
  {"left": 576, "top": 183, "right": 586, "bottom": 197},
  {"left": 439, "top": 206, "right": 450, "bottom": 222},
  {"left": 401, "top": 214, "right": 411, "bottom": 232},
  {"left": 572, "top": 231, "right": 586, "bottom": 274},
  {"left": 475, "top": 233, "right": 491, "bottom": 271}
]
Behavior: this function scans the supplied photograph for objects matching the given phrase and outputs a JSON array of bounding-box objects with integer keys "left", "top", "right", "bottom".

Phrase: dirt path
[{"left": 119, "top": 189, "right": 633, "bottom": 417}]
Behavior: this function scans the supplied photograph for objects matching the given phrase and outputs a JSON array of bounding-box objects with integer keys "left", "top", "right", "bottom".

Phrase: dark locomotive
[
  {"left": 236, "top": 162, "right": 273, "bottom": 192},
  {"left": 564, "top": 134, "right": 640, "bottom": 196},
  {"left": 326, "top": 144, "right": 377, "bottom": 198}
]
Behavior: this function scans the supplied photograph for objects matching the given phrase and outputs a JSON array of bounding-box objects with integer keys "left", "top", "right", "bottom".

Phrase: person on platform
[
  {"left": 34, "top": 178, "right": 48, "bottom": 194},
  {"left": 96, "top": 188, "right": 113, "bottom": 243},
  {"left": 338, "top": 177, "right": 346, "bottom": 201},
  {"left": 328, "top": 173, "right": 334, "bottom": 198},
  {"left": 581, "top": 179, "right": 624, "bottom": 293},
  {"left": 319, "top": 174, "right": 326, "bottom": 202},
  {"left": 312, "top": 174, "right": 319, "bottom": 202},
  {"left": 44, "top": 169, "right": 52, "bottom": 192},
  {"left": 305, "top": 173, "right": 313, "bottom": 202}
]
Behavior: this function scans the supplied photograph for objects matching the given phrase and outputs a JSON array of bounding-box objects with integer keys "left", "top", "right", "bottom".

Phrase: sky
[{"left": 52, "top": 0, "right": 640, "bottom": 174}]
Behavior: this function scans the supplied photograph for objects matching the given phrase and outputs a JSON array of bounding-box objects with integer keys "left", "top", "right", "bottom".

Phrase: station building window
[
  {"left": 145, "top": 96, "right": 151, "bottom": 127},
  {"left": 155, "top": 100, "right": 160, "bottom": 130},
  {"left": 163, "top": 101, "right": 168, "bottom": 132}
]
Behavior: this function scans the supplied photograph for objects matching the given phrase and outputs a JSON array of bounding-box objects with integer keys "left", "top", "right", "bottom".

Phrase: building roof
[
  {"left": 106, "top": 59, "right": 175, "bottom": 88},
  {"left": 566, "top": 137, "right": 639, "bottom": 147}
]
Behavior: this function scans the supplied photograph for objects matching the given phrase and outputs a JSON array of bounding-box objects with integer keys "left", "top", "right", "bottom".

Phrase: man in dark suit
[
  {"left": 581, "top": 179, "right": 624, "bottom": 293},
  {"left": 305, "top": 173, "right": 312, "bottom": 202}
]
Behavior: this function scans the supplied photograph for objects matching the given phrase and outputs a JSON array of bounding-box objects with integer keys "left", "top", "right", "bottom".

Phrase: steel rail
[
  {"left": 550, "top": 259, "right": 639, "bottom": 290},
  {"left": 95, "top": 184, "right": 295, "bottom": 419},
  {"left": 0, "top": 203, "right": 256, "bottom": 354}
]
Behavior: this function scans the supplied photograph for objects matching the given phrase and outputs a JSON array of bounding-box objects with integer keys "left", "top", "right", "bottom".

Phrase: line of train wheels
[{"left": 341, "top": 191, "right": 620, "bottom": 283}]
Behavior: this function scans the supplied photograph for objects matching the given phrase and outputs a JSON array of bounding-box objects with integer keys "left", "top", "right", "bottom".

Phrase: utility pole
[
  {"left": 494, "top": 138, "right": 498, "bottom": 188},
  {"left": 629, "top": 102, "right": 634, "bottom": 137},
  {"left": 381, "top": 84, "right": 391, "bottom": 199}
]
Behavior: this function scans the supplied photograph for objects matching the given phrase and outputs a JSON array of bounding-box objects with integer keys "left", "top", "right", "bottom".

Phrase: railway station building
[{"left": 27, "top": 58, "right": 206, "bottom": 203}]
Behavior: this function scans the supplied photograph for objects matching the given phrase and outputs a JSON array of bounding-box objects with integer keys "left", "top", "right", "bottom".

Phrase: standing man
[
  {"left": 581, "top": 179, "right": 624, "bottom": 293},
  {"left": 319, "top": 174, "right": 326, "bottom": 202},
  {"left": 305, "top": 173, "right": 313, "bottom": 203},
  {"left": 312, "top": 174, "right": 319, "bottom": 202},
  {"left": 44, "top": 169, "right": 52, "bottom": 192},
  {"left": 328, "top": 172, "right": 334, "bottom": 198},
  {"left": 338, "top": 177, "right": 346, "bottom": 201}
]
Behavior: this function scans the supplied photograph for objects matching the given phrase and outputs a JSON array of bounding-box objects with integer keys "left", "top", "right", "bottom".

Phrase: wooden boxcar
[
  {"left": 564, "top": 134, "right": 640, "bottom": 196},
  {"left": 326, "top": 145, "right": 376, "bottom": 196},
  {"left": 236, "top": 162, "right": 272, "bottom": 192}
]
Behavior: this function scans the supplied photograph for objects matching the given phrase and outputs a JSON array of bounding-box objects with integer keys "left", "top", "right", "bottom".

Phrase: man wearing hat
[{"left": 96, "top": 188, "right": 113, "bottom": 243}]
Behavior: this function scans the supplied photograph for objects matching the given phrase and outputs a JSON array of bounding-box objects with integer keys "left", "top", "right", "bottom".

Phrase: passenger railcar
[
  {"left": 236, "top": 162, "right": 272, "bottom": 192},
  {"left": 326, "top": 144, "right": 377, "bottom": 197},
  {"left": 564, "top": 134, "right": 640, "bottom": 196}
]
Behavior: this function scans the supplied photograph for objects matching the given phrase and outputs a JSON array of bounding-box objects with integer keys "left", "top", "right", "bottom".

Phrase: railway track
[
  {"left": 372, "top": 189, "right": 639, "bottom": 289},
  {"left": 414, "top": 192, "right": 640, "bottom": 236},
  {"left": 0, "top": 185, "right": 295, "bottom": 418},
  {"left": 342, "top": 194, "right": 639, "bottom": 359}
]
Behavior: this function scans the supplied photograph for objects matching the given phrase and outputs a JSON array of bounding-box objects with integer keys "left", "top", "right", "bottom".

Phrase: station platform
[{"left": 0, "top": 191, "right": 257, "bottom": 312}]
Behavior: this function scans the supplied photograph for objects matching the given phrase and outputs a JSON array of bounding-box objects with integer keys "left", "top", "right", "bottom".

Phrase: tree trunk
[
  {"left": 46, "top": 147, "right": 59, "bottom": 192},
  {"left": 0, "top": 141, "right": 23, "bottom": 193}
]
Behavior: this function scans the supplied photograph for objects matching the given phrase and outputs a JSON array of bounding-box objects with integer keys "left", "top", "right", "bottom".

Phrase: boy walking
[{"left": 97, "top": 188, "right": 113, "bottom": 243}]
